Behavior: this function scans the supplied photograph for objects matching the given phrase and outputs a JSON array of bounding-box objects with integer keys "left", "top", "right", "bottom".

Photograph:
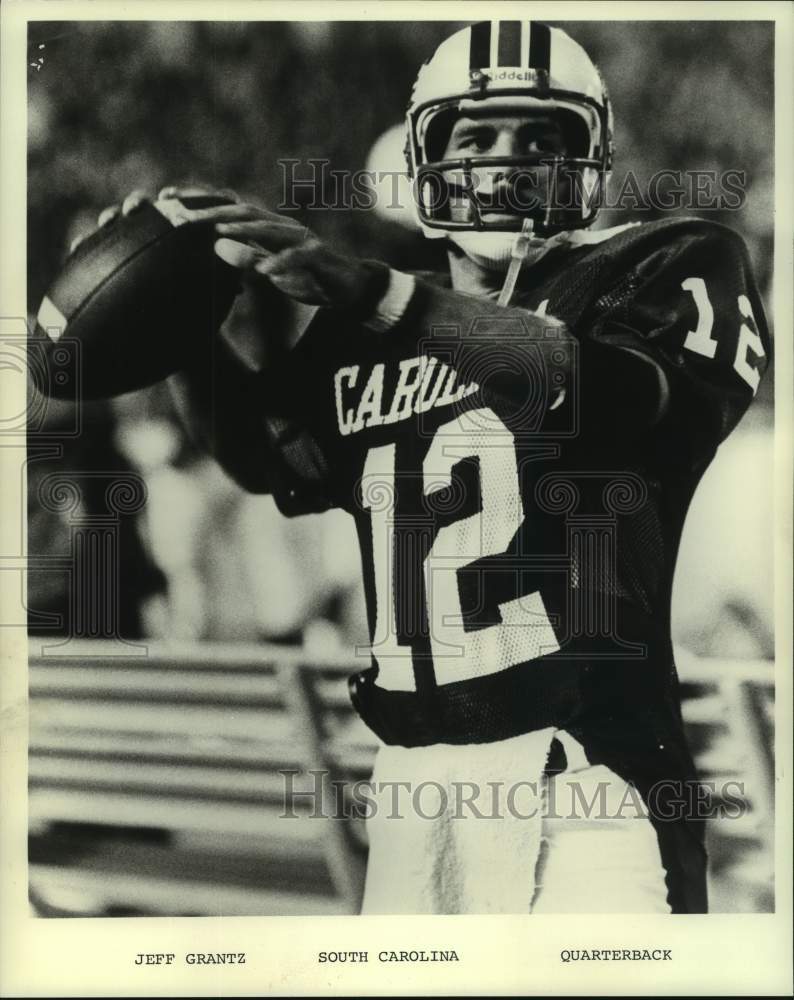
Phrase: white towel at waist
[{"left": 361, "top": 727, "right": 560, "bottom": 914}]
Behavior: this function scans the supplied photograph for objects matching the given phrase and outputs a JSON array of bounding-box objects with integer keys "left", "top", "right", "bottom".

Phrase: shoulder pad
[{"left": 580, "top": 216, "right": 749, "bottom": 261}]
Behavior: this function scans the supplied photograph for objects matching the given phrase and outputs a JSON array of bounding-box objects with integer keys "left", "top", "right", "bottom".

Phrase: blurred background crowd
[{"left": 24, "top": 20, "right": 776, "bottom": 917}]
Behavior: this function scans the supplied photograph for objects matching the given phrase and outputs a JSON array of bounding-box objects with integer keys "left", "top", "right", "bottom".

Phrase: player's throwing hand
[{"left": 152, "top": 193, "right": 378, "bottom": 312}]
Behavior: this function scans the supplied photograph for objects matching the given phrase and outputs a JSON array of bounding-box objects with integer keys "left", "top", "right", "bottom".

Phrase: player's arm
[
  {"left": 207, "top": 203, "right": 768, "bottom": 446},
  {"left": 361, "top": 270, "right": 669, "bottom": 437},
  {"left": 327, "top": 225, "right": 769, "bottom": 445},
  {"left": 167, "top": 333, "right": 335, "bottom": 515},
  {"left": 206, "top": 215, "right": 640, "bottom": 436},
  {"left": 206, "top": 207, "right": 684, "bottom": 439},
  {"left": 166, "top": 332, "right": 275, "bottom": 494}
]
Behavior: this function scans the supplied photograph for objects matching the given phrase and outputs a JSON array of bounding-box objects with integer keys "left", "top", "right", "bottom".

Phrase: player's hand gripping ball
[{"left": 32, "top": 189, "right": 242, "bottom": 399}]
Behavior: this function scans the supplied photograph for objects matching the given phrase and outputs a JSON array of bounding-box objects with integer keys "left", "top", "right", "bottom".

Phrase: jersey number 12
[{"left": 361, "top": 407, "right": 559, "bottom": 692}]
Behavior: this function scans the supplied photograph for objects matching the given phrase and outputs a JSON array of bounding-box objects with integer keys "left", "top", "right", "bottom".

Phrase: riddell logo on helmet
[{"left": 484, "top": 69, "right": 538, "bottom": 83}]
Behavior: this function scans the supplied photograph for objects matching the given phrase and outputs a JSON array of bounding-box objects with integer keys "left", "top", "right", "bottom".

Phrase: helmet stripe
[
  {"left": 520, "top": 21, "right": 530, "bottom": 67},
  {"left": 528, "top": 21, "right": 551, "bottom": 71},
  {"left": 469, "top": 20, "right": 491, "bottom": 69},
  {"left": 489, "top": 20, "right": 500, "bottom": 68},
  {"left": 497, "top": 21, "right": 521, "bottom": 66}
]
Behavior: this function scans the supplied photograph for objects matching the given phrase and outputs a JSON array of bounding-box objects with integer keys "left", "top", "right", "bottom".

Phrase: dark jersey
[
  {"left": 176, "top": 217, "right": 769, "bottom": 911},
  {"left": 263, "top": 216, "right": 768, "bottom": 736}
]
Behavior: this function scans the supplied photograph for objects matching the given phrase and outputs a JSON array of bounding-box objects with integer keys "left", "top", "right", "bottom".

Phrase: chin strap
[
  {"left": 497, "top": 220, "right": 579, "bottom": 307},
  {"left": 497, "top": 218, "right": 535, "bottom": 307}
]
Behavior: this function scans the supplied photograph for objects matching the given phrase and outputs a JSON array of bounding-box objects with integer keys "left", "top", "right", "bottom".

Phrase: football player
[{"left": 105, "top": 21, "right": 769, "bottom": 913}]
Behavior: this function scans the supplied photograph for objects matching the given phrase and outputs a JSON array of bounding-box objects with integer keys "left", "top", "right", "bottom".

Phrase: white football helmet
[{"left": 405, "top": 20, "right": 614, "bottom": 257}]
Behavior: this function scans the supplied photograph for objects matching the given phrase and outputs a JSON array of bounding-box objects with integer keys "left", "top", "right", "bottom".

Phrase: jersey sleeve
[
  {"left": 357, "top": 276, "right": 639, "bottom": 438},
  {"left": 360, "top": 222, "right": 769, "bottom": 454},
  {"left": 337, "top": 269, "right": 674, "bottom": 443},
  {"left": 580, "top": 221, "right": 770, "bottom": 457},
  {"left": 167, "top": 330, "right": 334, "bottom": 515}
]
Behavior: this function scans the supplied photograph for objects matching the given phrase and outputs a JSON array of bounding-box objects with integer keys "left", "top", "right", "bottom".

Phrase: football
[{"left": 31, "top": 194, "right": 242, "bottom": 400}]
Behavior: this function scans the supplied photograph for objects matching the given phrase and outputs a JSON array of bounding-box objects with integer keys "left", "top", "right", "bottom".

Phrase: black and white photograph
[{"left": 1, "top": 2, "right": 792, "bottom": 996}]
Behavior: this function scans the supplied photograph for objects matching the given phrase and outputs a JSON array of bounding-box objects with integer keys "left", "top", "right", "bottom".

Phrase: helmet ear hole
[
  {"left": 423, "top": 108, "right": 458, "bottom": 162},
  {"left": 554, "top": 108, "right": 592, "bottom": 158}
]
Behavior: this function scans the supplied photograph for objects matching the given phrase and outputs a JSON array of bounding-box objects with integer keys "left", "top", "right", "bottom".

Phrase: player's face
[{"left": 442, "top": 112, "right": 567, "bottom": 224}]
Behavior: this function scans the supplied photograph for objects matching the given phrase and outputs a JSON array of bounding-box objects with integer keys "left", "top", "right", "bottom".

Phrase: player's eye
[
  {"left": 522, "top": 127, "right": 565, "bottom": 155},
  {"left": 453, "top": 128, "right": 495, "bottom": 153}
]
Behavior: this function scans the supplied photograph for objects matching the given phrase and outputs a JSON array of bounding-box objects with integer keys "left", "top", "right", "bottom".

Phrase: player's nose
[
  {"left": 491, "top": 127, "right": 521, "bottom": 158},
  {"left": 475, "top": 129, "right": 524, "bottom": 184}
]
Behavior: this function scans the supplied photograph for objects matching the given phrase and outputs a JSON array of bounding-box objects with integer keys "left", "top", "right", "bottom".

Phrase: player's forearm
[
  {"left": 166, "top": 335, "right": 273, "bottom": 493},
  {"left": 364, "top": 269, "right": 667, "bottom": 437}
]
